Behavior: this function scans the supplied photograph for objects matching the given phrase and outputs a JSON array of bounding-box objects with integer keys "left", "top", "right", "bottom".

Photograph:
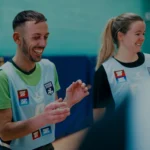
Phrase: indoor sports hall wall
[{"left": 0, "top": 0, "right": 149, "bottom": 57}]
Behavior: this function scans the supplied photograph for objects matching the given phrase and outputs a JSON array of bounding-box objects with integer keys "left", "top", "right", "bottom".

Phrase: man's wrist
[{"left": 64, "top": 97, "right": 73, "bottom": 108}]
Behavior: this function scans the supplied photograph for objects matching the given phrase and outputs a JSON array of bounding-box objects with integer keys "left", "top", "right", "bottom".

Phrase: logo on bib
[
  {"left": 41, "top": 126, "right": 52, "bottom": 136},
  {"left": 32, "top": 130, "right": 41, "bottom": 140},
  {"left": 44, "top": 81, "right": 54, "bottom": 95},
  {"left": 114, "top": 70, "right": 127, "bottom": 83},
  {"left": 18, "top": 89, "right": 29, "bottom": 106}
]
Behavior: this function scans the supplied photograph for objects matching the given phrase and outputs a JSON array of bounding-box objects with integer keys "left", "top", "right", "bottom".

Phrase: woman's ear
[{"left": 117, "top": 31, "right": 124, "bottom": 42}]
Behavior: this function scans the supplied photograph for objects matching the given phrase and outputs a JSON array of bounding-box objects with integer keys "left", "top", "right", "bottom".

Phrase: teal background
[{"left": 0, "top": 0, "right": 149, "bottom": 56}]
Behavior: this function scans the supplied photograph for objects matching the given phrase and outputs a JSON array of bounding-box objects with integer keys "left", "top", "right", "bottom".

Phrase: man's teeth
[{"left": 34, "top": 49, "right": 43, "bottom": 54}]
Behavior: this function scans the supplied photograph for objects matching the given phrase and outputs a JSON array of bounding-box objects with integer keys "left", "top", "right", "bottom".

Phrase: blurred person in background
[{"left": 0, "top": 57, "right": 4, "bottom": 66}]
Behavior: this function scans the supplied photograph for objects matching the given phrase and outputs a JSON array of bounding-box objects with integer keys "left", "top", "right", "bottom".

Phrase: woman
[{"left": 93, "top": 13, "right": 149, "bottom": 120}]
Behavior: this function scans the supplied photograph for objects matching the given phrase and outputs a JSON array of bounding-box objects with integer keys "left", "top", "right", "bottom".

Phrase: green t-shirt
[{"left": 0, "top": 62, "right": 60, "bottom": 109}]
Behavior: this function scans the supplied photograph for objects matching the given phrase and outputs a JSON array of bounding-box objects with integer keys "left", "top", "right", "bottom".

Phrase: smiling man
[{"left": 0, "top": 10, "right": 89, "bottom": 150}]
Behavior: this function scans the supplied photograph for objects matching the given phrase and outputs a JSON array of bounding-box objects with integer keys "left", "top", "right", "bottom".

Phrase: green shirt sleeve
[
  {"left": 53, "top": 64, "right": 60, "bottom": 92},
  {"left": 0, "top": 62, "right": 60, "bottom": 109},
  {"left": 0, "top": 70, "right": 11, "bottom": 109}
]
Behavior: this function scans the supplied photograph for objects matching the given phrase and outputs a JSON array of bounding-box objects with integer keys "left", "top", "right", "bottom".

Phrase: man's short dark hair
[{"left": 12, "top": 10, "right": 47, "bottom": 31}]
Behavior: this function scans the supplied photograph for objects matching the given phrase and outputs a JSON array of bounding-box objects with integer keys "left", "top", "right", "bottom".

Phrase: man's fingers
[
  {"left": 44, "top": 103, "right": 71, "bottom": 124},
  {"left": 45, "top": 101, "right": 69, "bottom": 111},
  {"left": 49, "top": 115, "right": 68, "bottom": 124},
  {"left": 66, "top": 79, "right": 90, "bottom": 94},
  {"left": 49, "top": 109, "right": 70, "bottom": 123},
  {"left": 76, "top": 79, "right": 82, "bottom": 84},
  {"left": 52, "top": 115, "right": 68, "bottom": 124},
  {"left": 55, "top": 98, "right": 63, "bottom": 102},
  {"left": 81, "top": 83, "right": 86, "bottom": 88},
  {"left": 51, "top": 107, "right": 70, "bottom": 115},
  {"left": 83, "top": 87, "right": 88, "bottom": 92},
  {"left": 87, "top": 84, "right": 92, "bottom": 90},
  {"left": 85, "top": 91, "right": 90, "bottom": 96},
  {"left": 66, "top": 82, "right": 76, "bottom": 92}
]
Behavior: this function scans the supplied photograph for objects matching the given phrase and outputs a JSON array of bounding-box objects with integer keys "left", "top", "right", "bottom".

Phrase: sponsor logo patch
[
  {"left": 41, "top": 126, "right": 52, "bottom": 136},
  {"left": 44, "top": 81, "right": 54, "bottom": 95},
  {"left": 114, "top": 70, "right": 127, "bottom": 83},
  {"left": 17, "top": 89, "right": 29, "bottom": 106},
  {"left": 32, "top": 130, "right": 41, "bottom": 140}
]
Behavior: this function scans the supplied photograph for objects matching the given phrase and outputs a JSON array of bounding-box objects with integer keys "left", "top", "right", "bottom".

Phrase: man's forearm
[{"left": 0, "top": 113, "right": 47, "bottom": 141}]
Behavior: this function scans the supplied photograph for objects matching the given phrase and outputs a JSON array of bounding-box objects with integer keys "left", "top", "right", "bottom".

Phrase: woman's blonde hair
[
  {"left": 95, "top": 13, "right": 144, "bottom": 70},
  {"left": 96, "top": 18, "right": 115, "bottom": 70}
]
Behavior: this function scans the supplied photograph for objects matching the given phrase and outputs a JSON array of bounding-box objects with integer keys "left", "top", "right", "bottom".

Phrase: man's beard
[{"left": 21, "top": 38, "right": 41, "bottom": 62}]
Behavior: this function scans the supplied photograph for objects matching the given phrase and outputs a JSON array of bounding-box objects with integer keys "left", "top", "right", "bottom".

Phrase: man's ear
[{"left": 13, "top": 32, "right": 21, "bottom": 45}]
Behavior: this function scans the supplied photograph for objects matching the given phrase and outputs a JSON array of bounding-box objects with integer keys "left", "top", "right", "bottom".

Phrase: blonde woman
[{"left": 93, "top": 13, "right": 148, "bottom": 120}]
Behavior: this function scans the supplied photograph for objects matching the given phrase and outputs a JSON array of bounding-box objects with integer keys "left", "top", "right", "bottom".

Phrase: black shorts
[
  {"left": 0, "top": 143, "right": 54, "bottom": 150},
  {"left": 34, "top": 143, "right": 54, "bottom": 150}
]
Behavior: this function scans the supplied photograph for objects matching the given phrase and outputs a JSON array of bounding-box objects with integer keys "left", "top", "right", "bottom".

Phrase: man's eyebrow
[{"left": 32, "top": 33, "right": 50, "bottom": 36}]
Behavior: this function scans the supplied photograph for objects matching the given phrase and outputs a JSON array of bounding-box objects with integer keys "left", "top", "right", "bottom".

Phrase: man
[{"left": 0, "top": 10, "right": 89, "bottom": 150}]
